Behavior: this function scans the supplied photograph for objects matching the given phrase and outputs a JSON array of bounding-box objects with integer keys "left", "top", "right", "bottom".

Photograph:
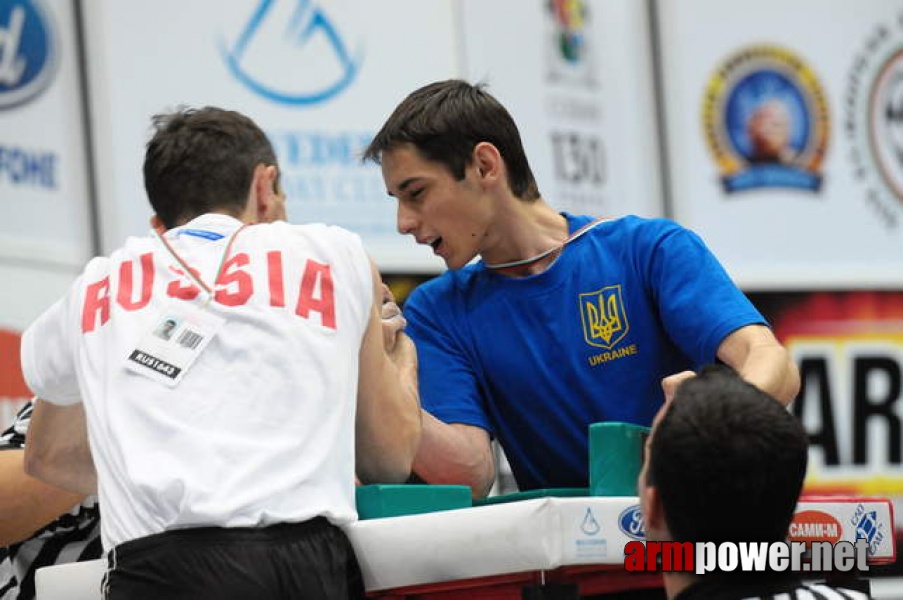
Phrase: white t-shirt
[{"left": 21, "top": 214, "right": 372, "bottom": 550}]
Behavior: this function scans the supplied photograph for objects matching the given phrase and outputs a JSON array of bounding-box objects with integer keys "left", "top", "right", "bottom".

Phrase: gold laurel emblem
[
  {"left": 580, "top": 285, "right": 629, "bottom": 349},
  {"left": 701, "top": 44, "right": 830, "bottom": 193}
]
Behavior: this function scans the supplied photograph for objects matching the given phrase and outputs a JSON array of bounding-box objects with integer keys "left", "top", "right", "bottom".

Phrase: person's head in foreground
[
  {"left": 144, "top": 106, "right": 286, "bottom": 230},
  {"left": 639, "top": 364, "right": 808, "bottom": 546},
  {"left": 637, "top": 364, "right": 814, "bottom": 598}
]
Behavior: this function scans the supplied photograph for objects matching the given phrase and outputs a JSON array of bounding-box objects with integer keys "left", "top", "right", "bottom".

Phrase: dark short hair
[
  {"left": 363, "top": 79, "right": 540, "bottom": 200},
  {"left": 144, "top": 106, "right": 278, "bottom": 228},
  {"left": 648, "top": 364, "right": 808, "bottom": 544}
]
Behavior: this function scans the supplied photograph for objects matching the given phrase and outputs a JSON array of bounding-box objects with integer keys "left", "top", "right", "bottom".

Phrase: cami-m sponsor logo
[
  {"left": 580, "top": 284, "right": 637, "bottom": 366},
  {"left": 787, "top": 510, "right": 842, "bottom": 545}
]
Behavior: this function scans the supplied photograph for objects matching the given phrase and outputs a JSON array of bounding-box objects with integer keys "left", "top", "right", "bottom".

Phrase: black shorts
[{"left": 102, "top": 517, "right": 364, "bottom": 600}]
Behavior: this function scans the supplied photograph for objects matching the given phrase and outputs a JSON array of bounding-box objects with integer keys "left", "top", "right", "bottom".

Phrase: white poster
[
  {"left": 459, "top": 0, "right": 662, "bottom": 221},
  {"left": 657, "top": 0, "right": 903, "bottom": 289},
  {"left": 0, "top": 0, "right": 93, "bottom": 415},
  {"left": 82, "top": 0, "right": 460, "bottom": 273}
]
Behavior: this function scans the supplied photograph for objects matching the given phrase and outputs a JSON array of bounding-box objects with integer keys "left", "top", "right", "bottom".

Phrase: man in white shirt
[{"left": 21, "top": 106, "right": 421, "bottom": 600}]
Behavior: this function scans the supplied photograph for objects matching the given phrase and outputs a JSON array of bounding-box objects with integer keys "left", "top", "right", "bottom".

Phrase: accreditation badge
[{"left": 125, "top": 301, "right": 225, "bottom": 387}]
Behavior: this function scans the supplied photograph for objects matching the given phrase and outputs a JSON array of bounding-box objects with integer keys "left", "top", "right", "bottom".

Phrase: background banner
[
  {"left": 657, "top": 0, "right": 903, "bottom": 289},
  {"left": 750, "top": 290, "right": 903, "bottom": 530},
  {"left": 81, "top": 0, "right": 460, "bottom": 272}
]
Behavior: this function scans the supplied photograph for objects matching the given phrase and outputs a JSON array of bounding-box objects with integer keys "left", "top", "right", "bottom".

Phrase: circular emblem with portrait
[{"left": 702, "top": 45, "right": 830, "bottom": 193}]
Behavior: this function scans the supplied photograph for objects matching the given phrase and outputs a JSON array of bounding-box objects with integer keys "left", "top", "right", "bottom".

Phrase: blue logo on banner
[
  {"left": 618, "top": 505, "right": 645, "bottom": 540},
  {"left": 0, "top": 0, "right": 58, "bottom": 109},
  {"left": 221, "top": 0, "right": 360, "bottom": 107},
  {"left": 702, "top": 45, "right": 829, "bottom": 194}
]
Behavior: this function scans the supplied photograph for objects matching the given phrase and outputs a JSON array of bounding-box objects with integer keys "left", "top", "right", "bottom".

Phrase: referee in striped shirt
[
  {"left": 638, "top": 365, "right": 871, "bottom": 600},
  {"left": 0, "top": 401, "right": 101, "bottom": 600}
]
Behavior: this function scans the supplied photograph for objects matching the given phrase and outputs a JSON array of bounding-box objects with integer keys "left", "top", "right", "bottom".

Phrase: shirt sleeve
[
  {"left": 20, "top": 278, "right": 85, "bottom": 406},
  {"left": 643, "top": 221, "right": 766, "bottom": 365},
  {"left": 404, "top": 282, "right": 494, "bottom": 435},
  {"left": 329, "top": 225, "right": 374, "bottom": 336}
]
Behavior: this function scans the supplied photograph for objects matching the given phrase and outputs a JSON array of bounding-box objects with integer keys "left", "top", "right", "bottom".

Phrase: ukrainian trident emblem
[{"left": 579, "top": 285, "right": 628, "bottom": 349}]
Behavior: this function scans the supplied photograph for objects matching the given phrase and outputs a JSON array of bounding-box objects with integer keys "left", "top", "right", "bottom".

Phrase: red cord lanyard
[{"left": 154, "top": 224, "right": 248, "bottom": 303}]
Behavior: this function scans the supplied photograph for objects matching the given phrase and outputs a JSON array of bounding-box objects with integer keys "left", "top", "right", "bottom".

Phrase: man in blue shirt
[{"left": 364, "top": 79, "right": 800, "bottom": 498}]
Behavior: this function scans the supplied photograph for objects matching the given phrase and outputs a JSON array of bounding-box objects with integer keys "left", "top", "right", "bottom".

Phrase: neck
[
  {"left": 481, "top": 199, "right": 568, "bottom": 276},
  {"left": 663, "top": 572, "right": 697, "bottom": 599}
]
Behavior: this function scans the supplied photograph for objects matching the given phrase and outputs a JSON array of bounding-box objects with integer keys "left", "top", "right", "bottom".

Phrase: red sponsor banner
[
  {"left": 0, "top": 327, "right": 30, "bottom": 426},
  {"left": 749, "top": 290, "right": 903, "bottom": 528},
  {"left": 0, "top": 328, "right": 29, "bottom": 400}
]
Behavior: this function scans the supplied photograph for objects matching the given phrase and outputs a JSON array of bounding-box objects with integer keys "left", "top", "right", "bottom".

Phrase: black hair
[
  {"left": 648, "top": 364, "right": 808, "bottom": 544},
  {"left": 144, "top": 106, "right": 278, "bottom": 228},
  {"left": 363, "top": 79, "right": 540, "bottom": 200}
]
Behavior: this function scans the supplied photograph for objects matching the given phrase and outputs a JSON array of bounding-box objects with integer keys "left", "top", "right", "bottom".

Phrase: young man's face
[{"left": 380, "top": 144, "right": 492, "bottom": 270}]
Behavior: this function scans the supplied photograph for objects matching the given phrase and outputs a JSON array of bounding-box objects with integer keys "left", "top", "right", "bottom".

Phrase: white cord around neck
[
  {"left": 484, "top": 244, "right": 563, "bottom": 270},
  {"left": 484, "top": 217, "right": 607, "bottom": 271}
]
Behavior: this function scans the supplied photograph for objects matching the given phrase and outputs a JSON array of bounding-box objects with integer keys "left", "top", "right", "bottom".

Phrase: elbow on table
[
  {"left": 359, "top": 425, "right": 422, "bottom": 485},
  {"left": 357, "top": 456, "right": 413, "bottom": 486},
  {"left": 23, "top": 443, "right": 53, "bottom": 485}
]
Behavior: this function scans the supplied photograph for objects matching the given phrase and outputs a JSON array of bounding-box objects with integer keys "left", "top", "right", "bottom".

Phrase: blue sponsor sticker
[
  {"left": 619, "top": 504, "right": 645, "bottom": 540},
  {"left": 0, "top": 0, "right": 58, "bottom": 109},
  {"left": 179, "top": 228, "right": 225, "bottom": 241}
]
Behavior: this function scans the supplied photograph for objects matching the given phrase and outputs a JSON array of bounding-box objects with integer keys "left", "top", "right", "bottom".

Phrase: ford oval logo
[
  {"left": 619, "top": 504, "right": 645, "bottom": 540},
  {"left": 0, "top": 0, "right": 58, "bottom": 110}
]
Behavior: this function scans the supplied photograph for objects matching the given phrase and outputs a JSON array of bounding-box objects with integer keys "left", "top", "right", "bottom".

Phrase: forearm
[
  {"left": 23, "top": 400, "right": 97, "bottom": 495},
  {"left": 0, "top": 449, "right": 86, "bottom": 545},
  {"left": 717, "top": 326, "right": 801, "bottom": 406},
  {"left": 356, "top": 334, "right": 422, "bottom": 484},
  {"left": 412, "top": 412, "right": 495, "bottom": 499}
]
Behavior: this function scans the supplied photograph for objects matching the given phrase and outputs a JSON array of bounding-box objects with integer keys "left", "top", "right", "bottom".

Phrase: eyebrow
[{"left": 387, "top": 176, "right": 422, "bottom": 198}]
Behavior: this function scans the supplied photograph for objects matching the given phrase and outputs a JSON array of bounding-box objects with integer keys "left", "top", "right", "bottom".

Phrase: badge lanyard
[
  {"left": 124, "top": 224, "right": 248, "bottom": 387},
  {"left": 153, "top": 223, "right": 249, "bottom": 305}
]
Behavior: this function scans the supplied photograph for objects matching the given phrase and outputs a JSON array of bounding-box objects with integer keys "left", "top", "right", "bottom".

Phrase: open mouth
[{"left": 429, "top": 238, "right": 442, "bottom": 252}]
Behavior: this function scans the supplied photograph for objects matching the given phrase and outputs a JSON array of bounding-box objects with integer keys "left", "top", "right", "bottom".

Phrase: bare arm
[
  {"left": 355, "top": 259, "right": 422, "bottom": 484},
  {"left": 0, "top": 449, "right": 85, "bottom": 545},
  {"left": 662, "top": 326, "right": 800, "bottom": 406},
  {"left": 23, "top": 399, "right": 96, "bottom": 496},
  {"left": 412, "top": 412, "right": 496, "bottom": 499},
  {"left": 717, "top": 324, "right": 800, "bottom": 405}
]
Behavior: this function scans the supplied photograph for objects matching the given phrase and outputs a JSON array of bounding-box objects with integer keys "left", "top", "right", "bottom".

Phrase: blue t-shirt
[{"left": 404, "top": 214, "right": 766, "bottom": 491}]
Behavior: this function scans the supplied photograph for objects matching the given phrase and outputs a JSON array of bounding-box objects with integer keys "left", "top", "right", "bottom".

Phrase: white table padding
[{"left": 34, "top": 496, "right": 896, "bottom": 598}]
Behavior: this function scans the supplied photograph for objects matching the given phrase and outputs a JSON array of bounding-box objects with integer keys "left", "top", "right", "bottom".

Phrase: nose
[{"left": 397, "top": 203, "right": 418, "bottom": 236}]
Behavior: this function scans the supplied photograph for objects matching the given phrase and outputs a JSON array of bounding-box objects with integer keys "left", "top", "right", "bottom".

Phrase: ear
[
  {"left": 472, "top": 141, "right": 502, "bottom": 185},
  {"left": 640, "top": 484, "right": 666, "bottom": 539},
  {"left": 149, "top": 215, "right": 166, "bottom": 234},
  {"left": 250, "top": 164, "right": 279, "bottom": 222}
]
